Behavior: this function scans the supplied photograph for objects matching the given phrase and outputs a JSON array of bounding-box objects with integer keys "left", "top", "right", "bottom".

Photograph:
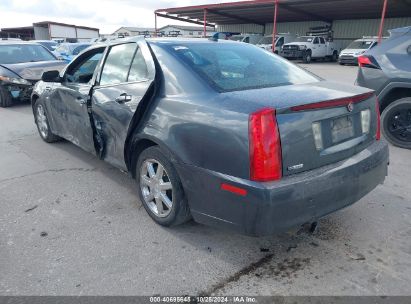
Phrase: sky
[{"left": 0, "top": 0, "right": 237, "bottom": 34}]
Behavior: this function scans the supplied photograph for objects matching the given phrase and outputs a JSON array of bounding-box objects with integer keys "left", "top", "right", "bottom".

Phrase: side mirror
[
  {"left": 78, "top": 73, "right": 92, "bottom": 83},
  {"left": 42, "top": 70, "right": 61, "bottom": 83}
]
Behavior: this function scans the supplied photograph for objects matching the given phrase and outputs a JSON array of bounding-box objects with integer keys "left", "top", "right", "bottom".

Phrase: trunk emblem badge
[{"left": 347, "top": 102, "right": 354, "bottom": 112}]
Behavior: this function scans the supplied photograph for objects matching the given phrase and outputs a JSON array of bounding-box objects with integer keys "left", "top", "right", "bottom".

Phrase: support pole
[
  {"left": 378, "top": 0, "right": 388, "bottom": 43},
  {"left": 272, "top": 0, "right": 279, "bottom": 53},
  {"left": 203, "top": 9, "right": 207, "bottom": 38},
  {"left": 154, "top": 13, "right": 158, "bottom": 37}
]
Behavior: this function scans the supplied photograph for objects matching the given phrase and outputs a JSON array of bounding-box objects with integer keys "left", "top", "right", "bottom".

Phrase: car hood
[{"left": 0, "top": 60, "right": 67, "bottom": 81}]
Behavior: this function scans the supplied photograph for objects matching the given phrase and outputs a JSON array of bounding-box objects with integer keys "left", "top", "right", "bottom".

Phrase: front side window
[
  {"left": 66, "top": 49, "right": 104, "bottom": 84},
  {"left": 164, "top": 42, "right": 319, "bottom": 92},
  {"left": 99, "top": 43, "right": 136, "bottom": 86},
  {"left": 0, "top": 44, "right": 56, "bottom": 64},
  {"left": 276, "top": 37, "right": 284, "bottom": 47}
]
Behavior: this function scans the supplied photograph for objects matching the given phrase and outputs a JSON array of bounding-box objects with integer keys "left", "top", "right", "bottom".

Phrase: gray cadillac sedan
[{"left": 31, "top": 37, "right": 389, "bottom": 236}]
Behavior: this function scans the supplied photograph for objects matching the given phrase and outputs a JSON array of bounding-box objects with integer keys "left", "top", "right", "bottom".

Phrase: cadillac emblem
[{"left": 347, "top": 102, "right": 354, "bottom": 112}]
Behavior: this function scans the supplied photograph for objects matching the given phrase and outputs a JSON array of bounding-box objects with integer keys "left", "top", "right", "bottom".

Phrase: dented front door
[{"left": 49, "top": 48, "right": 105, "bottom": 154}]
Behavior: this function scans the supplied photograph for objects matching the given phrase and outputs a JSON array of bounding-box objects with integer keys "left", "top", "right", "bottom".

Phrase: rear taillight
[
  {"left": 249, "top": 108, "right": 282, "bottom": 182},
  {"left": 358, "top": 55, "right": 380, "bottom": 69},
  {"left": 376, "top": 99, "right": 381, "bottom": 140}
]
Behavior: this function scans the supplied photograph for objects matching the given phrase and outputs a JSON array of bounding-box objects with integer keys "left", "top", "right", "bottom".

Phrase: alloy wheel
[
  {"left": 36, "top": 104, "right": 49, "bottom": 138},
  {"left": 140, "top": 159, "right": 173, "bottom": 218},
  {"left": 388, "top": 108, "right": 411, "bottom": 143}
]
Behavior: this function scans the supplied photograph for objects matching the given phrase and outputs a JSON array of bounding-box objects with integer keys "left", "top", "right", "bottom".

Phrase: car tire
[
  {"left": 381, "top": 97, "right": 411, "bottom": 149},
  {"left": 0, "top": 87, "right": 13, "bottom": 108},
  {"left": 332, "top": 51, "right": 338, "bottom": 62},
  {"left": 303, "top": 51, "right": 312, "bottom": 64},
  {"left": 34, "top": 100, "right": 61, "bottom": 143},
  {"left": 136, "top": 146, "right": 191, "bottom": 227}
]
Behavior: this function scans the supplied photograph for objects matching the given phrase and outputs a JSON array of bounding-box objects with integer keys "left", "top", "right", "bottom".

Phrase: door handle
[
  {"left": 77, "top": 97, "right": 87, "bottom": 106},
  {"left": 115, "top": 93, "right": 132, "bottom": 104}
]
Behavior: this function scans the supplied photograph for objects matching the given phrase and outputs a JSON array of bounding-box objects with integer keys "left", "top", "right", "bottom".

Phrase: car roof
[
  {"left": 146, "top": 37, "right": 235, "bottom": 44},
  {"left": 73, "top": 37, "right": 235, "bottom": 54},
  {"left": 0, "top": 41, "right": 41, "bottom": 45}
]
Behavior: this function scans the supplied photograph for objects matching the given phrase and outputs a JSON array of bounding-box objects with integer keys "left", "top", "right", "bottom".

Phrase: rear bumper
[{"left": 176, "top": 140, "right": 389, "bottom": 236}]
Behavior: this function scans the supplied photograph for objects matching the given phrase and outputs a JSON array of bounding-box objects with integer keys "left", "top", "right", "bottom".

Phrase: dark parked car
[
  {"left": 0, "top": 41, "right": 66, "bottom": 107},
  {"left": 31, "top": 37, "right": 388, "bottom": 236},
  {"left": 356, "top": 26, "right": 411, "bottom": 149}
]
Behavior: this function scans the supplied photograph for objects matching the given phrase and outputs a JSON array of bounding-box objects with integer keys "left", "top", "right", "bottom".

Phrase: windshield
[
  {"left": 0, "top": 44, "right": 56, "bottom": 64},
  {"left": 295, "top": 36, "right": 314, "bottom": 43},
  {"left": 37, "top": 41, "right": 58, "bottom": 51},
  {"left": 346, "top": 40, "right": 375, "bottom": 50},
  {"left": 72, "top": 44, "right": 91, "bottom": 55},
  {"left": 163, "top": 42, "right": 319, "bottom": 92},
  {"left": 55, "top": 44, "right": 70, "bottom": 54}
]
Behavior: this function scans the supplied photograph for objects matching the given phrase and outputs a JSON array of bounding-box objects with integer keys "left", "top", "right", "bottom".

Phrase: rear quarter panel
[{"left": 140, "top": 94, "right": 250, "bottom": 179}]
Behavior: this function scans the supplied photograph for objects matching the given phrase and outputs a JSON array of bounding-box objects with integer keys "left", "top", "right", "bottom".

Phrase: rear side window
[
  {"left": 128, "top": 48, "right": 148, "bottom": 82},
  {"left": 163, "top": 42, "right": 319, "bottom": 92},
  {"left": 100, "top": 43, "right": 136, "bottom": 85}
]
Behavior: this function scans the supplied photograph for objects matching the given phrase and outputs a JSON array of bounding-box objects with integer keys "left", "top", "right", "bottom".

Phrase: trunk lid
[{"left": 221, "top": 81, "right": 379, "bottom": 176}]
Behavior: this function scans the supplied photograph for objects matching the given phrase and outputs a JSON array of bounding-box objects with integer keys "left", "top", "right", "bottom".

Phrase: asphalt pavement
[{"left": 0, "top": 62, "right": 410, "bottom": 296}]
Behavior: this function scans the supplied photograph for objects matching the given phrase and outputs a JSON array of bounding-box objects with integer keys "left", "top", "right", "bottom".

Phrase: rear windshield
[
  {"left": 346, "top": 40, "right": 375, "bottom": 50},
  {"left": 0, "top": 44, "right": 56, "bottom": 64},
  {"left": 162, "top": 42, "right": 319, "bottom": 92},
  {"left": 231, "top": 36, "right": 244, "bottom": 41},
  {"left": 258, "top": 36, "right": 274, "bottom": 44}
]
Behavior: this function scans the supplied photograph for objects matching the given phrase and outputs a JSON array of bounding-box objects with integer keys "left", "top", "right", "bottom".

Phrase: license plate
[{"left": 331, "top": 116, "right": 354, "bottom": 143}]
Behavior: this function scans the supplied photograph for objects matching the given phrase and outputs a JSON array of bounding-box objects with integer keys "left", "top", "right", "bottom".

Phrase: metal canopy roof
[{"left": 155, "top": 0, "right": 411, "bottom": 26}]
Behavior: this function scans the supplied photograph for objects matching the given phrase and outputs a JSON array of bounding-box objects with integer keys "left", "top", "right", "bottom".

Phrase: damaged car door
[
  {"left": 91, "top": 40, "right": 156, "bottom": 170},
  {"left": 48, "top": 47, "right": 105, "bottom": 153}
]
